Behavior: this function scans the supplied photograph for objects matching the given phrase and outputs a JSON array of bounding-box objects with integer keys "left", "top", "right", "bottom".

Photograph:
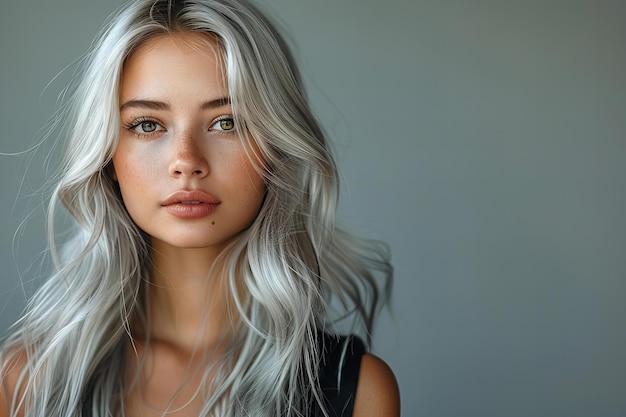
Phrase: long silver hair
[{"left": 1, "top": 0, "right": 392, "bottom": 415}]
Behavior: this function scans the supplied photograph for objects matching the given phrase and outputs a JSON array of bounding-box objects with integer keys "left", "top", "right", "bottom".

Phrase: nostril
[{"left": 168, "top": 153, "right": 209, "bottom": 177}]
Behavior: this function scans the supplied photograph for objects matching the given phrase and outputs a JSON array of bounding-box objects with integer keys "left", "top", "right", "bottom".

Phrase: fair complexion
[
  {"left": 112, "top": 33, "right": 265, "bottom": 415},
  {"left": 113, "top": 32, "right": 265, "bottom": 347}
]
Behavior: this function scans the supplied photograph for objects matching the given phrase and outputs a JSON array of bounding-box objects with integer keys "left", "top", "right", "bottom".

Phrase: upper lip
[{"left": 161, "top": 190, "right": 221, "bottom": 206}]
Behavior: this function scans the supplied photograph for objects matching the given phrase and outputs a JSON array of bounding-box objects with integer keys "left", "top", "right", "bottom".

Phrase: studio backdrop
[{"left": 1, "top": 1, "right": 625, "bottom": 416}]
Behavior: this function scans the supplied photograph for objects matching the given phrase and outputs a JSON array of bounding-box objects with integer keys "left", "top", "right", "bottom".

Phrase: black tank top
[{"left": 313, "top": 334, "right": 366, "bottom": 417}]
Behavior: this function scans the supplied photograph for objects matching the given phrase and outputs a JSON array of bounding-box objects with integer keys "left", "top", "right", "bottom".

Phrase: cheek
[
  {"left": 244, "top": 169, "right": 267, "bottom": 216},
  {"left": 112, "top": 149, "right": 156, "bottom": 205},
  {"left": 234, "top": 157, "right": 266, "bottom": 198},
  {"left": 217, "top": 157, "right": 266, "bottom": 217},
  {"left": 113, "top": 143, "right": 159, "bottom": 186}
]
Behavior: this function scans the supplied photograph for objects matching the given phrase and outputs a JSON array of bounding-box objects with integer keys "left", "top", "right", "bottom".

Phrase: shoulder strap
[{"left": 317, "top": 334, "right": 366, "bottom": 417}]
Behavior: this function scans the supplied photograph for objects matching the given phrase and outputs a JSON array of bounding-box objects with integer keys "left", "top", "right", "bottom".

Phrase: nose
[{"left": 168, "top": 131, "right": 209, "bottom": 178}]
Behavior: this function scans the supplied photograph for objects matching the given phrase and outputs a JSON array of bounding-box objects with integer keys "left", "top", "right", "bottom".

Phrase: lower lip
[{"left": 163, "top": 203, "right": 220, "bottom": 219}]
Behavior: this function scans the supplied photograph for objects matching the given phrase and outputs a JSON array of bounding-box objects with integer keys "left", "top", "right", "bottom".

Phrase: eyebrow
[{"left": 119, "top": 97, "right": 231, "bottom": 111}]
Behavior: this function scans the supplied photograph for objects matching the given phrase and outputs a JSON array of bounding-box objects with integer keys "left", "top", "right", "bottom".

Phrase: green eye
[
  {"left": 124, "top": 118, "right": 165, "bottom": 136},
  {"left": 219, "top": 119, "right": 234, "bottom": 130},
  {"left": 211, "top": 117, "right": 235, "bottom": 131},
  {"left": 139, "top": 121, "right": 158, "bottom": 133}
]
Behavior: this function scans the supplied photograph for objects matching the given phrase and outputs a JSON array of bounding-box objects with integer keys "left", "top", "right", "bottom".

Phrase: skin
[
  {"left": 0, "top": 32, "right": 399, "bottom": 417},
  {"left": 112, "top": 33, "right": 266, "bottom": 416}
]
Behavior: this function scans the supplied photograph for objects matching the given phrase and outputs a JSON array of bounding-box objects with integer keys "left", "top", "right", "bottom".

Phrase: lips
[
  {"left": 162, "top": 190, "right": 220, "bottom": 206},
  {"left": 162, "top": 190, "right": 220, "bottom": 219}
]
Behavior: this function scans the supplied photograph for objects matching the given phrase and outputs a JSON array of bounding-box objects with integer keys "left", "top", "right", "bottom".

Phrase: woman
[{"left": 0, "top": 0, "right": 399, "bottom": 416}]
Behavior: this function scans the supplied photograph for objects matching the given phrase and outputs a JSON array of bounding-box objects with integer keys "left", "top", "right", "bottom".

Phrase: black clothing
[{"left": 314, "top": 334, "right": 366, "bottom": 417}]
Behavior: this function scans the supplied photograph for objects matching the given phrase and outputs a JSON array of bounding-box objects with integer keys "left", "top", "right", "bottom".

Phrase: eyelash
[{"left": 122, "top": 116, "right": 236, "bottom": 137}]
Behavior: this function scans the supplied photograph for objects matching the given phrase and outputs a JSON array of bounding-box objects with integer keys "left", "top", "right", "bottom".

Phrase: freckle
[{"left": 211, "top": 221, "right": 215, "bottom": 225}]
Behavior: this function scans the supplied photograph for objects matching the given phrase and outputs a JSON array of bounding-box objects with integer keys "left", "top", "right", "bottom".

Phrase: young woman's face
[{"left": 112, "top": 33, "right": 266, "bottom": 253}]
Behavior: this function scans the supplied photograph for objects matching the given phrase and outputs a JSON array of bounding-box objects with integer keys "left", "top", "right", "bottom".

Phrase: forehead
[
  {"left": 130, "top": 31, "right": 222, "bottom": 57},
  {"left": 120, "top": 32, "right": 228, "bottom": 101}
]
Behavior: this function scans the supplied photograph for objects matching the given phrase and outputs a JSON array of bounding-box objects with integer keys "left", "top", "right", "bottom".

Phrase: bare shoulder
[
  {"left": 353, "top": 353, "right": 400, "bottom": 417},
  {"left": 0, "top": 347, "right": 27, "bottom": 417}
]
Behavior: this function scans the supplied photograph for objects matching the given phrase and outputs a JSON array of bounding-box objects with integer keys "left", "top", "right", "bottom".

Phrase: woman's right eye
[
  {"left": 124, "top": 118, "right": 165, "bottom": 135},
  {"left": 136, "top": 121, "right": 159, "bottom": 133}
]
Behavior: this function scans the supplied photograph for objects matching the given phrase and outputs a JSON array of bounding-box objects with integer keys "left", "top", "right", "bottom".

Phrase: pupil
[{"left": 142, "top": 122, "right": 156, "bottom": 132}]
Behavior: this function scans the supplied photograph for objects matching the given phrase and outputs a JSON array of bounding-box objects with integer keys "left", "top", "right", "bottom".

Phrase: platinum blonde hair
[{"left": 1, "top": 0, "right": 392, "bottom": 416}]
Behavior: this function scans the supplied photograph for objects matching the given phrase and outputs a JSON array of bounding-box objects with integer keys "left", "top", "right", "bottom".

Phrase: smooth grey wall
[{"left": 1, "top": 1, "right": 625, "bottom": 416}]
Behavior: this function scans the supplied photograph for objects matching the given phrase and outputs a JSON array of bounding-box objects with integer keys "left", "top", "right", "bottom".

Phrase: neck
[{"left": 142, "top": 241, "right": 237, "bottom": 352}]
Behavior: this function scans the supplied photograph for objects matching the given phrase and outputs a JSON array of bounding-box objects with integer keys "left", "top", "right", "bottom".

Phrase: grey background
[{"left": 1, "top": 1, "right": 625, "bottom": 416}]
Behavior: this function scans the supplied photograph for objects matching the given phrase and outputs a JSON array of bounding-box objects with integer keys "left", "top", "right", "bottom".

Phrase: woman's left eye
[{"left": 210, "top": 117, "right": 235, "bottom": 132}]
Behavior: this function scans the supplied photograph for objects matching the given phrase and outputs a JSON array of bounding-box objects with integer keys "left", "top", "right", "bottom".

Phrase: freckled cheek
[{"left": 113, "top": 148, "right": 161, "bottom": 201}]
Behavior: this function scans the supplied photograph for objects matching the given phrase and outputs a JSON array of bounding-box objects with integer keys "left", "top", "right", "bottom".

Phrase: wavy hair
[{"left": 1, "top": 0, "right": 392, "bottom": 416}]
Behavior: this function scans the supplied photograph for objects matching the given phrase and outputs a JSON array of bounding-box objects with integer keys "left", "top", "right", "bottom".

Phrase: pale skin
[{"left": 0, "top": 33, "right": 399, "bottom": 417}]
